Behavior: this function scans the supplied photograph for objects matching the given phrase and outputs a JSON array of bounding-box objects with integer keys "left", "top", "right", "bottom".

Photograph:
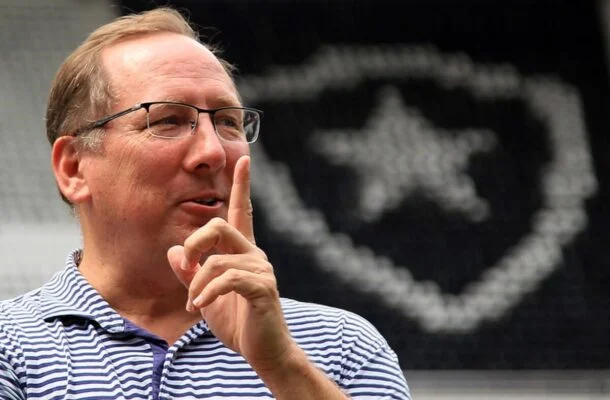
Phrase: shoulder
[
  {"left": 281, "top": 297, "right": 374, "bottom": 325},
  {"left": 0, "top": 289, "right": 46, "bottom": 351},
  {"left": 0, "top": 290, "right": 45, "bottom": 384},
  {"left": 0, "top": 289, "right": 44, "bottom": 328},
  {"left": 280, "top": 298, "right": 410, "bottom": 398},
  {"left": 280, "top": 297, "right": 389, "bottom": 348}
]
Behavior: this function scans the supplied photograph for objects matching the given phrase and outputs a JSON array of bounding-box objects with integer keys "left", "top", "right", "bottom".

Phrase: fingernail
[
  {"left": 192, "top": 294, "right": 204, "bottom": 307},
  {"left": 186, "top": 299, "right": 194, "bottom": 312},
  {"left": 181, "top": 258, "right": 190, "bottom": 271}
]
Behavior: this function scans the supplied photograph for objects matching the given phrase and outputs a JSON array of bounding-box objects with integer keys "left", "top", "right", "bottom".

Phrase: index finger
[{"left": 228, "top": 155, "right": 255, "bottom": 243}]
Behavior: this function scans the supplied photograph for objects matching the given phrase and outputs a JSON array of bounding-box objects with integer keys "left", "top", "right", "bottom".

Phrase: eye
[
  {"left": 150, "top": 115, "right": 182, "bottom": 126},
  {"left": 214, "top": 109, "right": 246, "bottom": 140},
  {"left": 146, "top": 103, "right": 198, "bottom": 138},
  {"left": 148, "top": 104, "right": 195, "bottom": 126},
  {"left": 215, "top": 112, "right": 242, "bottom": 128}
]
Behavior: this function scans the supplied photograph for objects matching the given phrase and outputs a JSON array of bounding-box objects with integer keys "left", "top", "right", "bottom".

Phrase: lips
[
  {"left": 182, "top": 189, "right": 225, "bottom": 203},
  {"left": 180, "top": 191, "right": 227, "bottom": 215},
  {"left": 192, "top": 198, "right": 221, "bottom": 206}
]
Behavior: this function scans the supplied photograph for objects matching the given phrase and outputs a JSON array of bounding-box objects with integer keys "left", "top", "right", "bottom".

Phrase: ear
[{"left": 51, "top": 136, "right": 91, "bottom": 204}]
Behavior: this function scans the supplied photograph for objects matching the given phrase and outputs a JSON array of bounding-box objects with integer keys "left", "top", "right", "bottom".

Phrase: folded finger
[
  {"left": 191, "top": 268, "right": 277, "bottom": 308},
  {"left": 188, "top": 253, "right": 272, "bottom": 301},
  {"left": 182, "top": 218, "right": 255, "bottom": 270}
]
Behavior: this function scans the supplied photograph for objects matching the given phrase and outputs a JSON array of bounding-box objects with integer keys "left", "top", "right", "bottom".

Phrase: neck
[{"left": 78, "top": 233, "right": 200, "bottom": 343}]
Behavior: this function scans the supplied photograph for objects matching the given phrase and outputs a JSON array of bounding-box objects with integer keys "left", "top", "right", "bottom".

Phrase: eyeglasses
[{"left": 73, "top": 101, "right": 263, "bottom": 143}]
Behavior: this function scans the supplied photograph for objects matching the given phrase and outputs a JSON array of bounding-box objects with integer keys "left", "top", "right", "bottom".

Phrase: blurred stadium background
[{"left": 1, "top": 0, "right": 609, "bottom": 398}]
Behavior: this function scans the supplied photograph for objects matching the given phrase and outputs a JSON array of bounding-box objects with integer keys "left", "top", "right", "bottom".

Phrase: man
[{"left": 0, "top": 7, "right": 410, "bottom": 399}]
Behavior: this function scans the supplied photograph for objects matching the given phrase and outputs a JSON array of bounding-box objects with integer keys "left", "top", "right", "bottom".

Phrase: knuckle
[
  {"left": 206, "top": 254, "right": 224, "bottom": 270},
  {"left": 209, "top": 217, "right": 227, "bottom": 228},
  {"left": 252, "top": 247, "right": 268, "bottom": 261},
  {"left": 252, "top": 264, "right": 267, "bottom": 275},
  {"left": 218, "top": 225, "right": 232, "bottom": 237},
  {"left": 258, "top": 260, "right": 273, "bottom": 274},
  {"left": 183, "top": 233, "right": 198, "bottom": 249},
  {"left": 209, "top": 218, "right": 232, "bottom": 237},
  {"left": 263, "top": 276, "right": 279, "bottom": 297},
  {"left": 226, "top": 268, "right": 243, "bottom": 282}
]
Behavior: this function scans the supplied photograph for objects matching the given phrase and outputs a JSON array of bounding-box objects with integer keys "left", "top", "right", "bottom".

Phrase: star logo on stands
[
  {"left": 238, "top": 45, "right": 597, "bottom": 333},
  {"left": 309, "top": 85, "right": 495, "bottom": 222}
]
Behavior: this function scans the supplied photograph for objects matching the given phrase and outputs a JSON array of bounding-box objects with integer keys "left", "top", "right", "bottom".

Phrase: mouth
[
  {"left": 189, "top": 197, "right": 222, "bottom": 207},
  {"left": 180, "top": 189, "right": 227, "bottom": 217}
]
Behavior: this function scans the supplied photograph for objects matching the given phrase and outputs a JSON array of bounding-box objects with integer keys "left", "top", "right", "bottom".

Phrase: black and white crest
[{"left": 242, "top": 45, "right": 597, "bottom": 335}]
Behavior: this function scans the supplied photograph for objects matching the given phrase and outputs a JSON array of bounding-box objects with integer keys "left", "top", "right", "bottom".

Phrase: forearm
[{"left": 255, "top": 345, "right": 349, "bottom": 400}]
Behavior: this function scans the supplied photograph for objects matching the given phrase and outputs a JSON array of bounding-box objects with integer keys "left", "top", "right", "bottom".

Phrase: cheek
[
  {"left": 120, "top": 151, "right": 182, "bottom": 204},
  {"left": 112, "top": 144, "right": 151, "bottom": 184},
  {"left": 119, "top": 136, "right": 180, "bottom": 175},
  {"left": 224, "top": 141, "right": 250, "bottom": 171},
  {"left": 96, "top": 140, "right": 173, "bottom": 199}
]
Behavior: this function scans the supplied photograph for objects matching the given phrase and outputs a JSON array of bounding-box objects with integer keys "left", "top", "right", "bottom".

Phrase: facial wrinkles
[
  {"left": 151, "top": 72, "right": 237, "bottom": 108},
  {"left": 110, "top": 135, "right": 150, "bottom": 196},
  {"left": 103, "top": 153, "right": 162, "bottom": 240},
  {"left": 131, "top": 47, "right": 233, "bottom": 97}
]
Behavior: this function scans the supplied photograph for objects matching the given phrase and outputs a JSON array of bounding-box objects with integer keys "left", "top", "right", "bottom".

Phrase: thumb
[{"left": 167, "top": 244, "right": 199, "bottom": 289}]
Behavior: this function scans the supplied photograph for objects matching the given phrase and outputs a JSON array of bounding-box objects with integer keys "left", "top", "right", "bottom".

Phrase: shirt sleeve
[
  {"left": 337, "top": 312, "right": 411, "bottom": 399},
  {"left": 0, "top": 309, "right": 26, "bottom": 400},
  {"left": 343, "top": 344, "right": 411, "bottom": 399},
  {"left": 0, "top": 350, "right": 25, "bottom": 400}
]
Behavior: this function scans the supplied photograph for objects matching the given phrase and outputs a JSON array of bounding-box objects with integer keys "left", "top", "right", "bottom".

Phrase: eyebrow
[
  {"left": 158, "top": 93, "right": 242, "bottom": 108},
  {"left": 214, "top": 94, "right": 242, "bottom": 107}
]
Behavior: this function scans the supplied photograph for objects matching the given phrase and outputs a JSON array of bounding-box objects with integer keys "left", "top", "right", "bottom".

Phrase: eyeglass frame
[{"left": 72, "top": 101, "right": 264, "bottom": 143}]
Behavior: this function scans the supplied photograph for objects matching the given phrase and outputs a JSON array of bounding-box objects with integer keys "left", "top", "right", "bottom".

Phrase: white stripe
[{"left": 0, "top": 252, "right": 410, "bottom": 399}]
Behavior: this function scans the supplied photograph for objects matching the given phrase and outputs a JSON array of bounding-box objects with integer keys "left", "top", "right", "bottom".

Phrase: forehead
[{"left": 102, "top": 32, "right": 238, "bottom": 105}]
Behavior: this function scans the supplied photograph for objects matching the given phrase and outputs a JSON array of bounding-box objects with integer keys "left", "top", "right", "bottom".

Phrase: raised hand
[{"left": 167, "top": 155, "right": 296, "bottom": 373}]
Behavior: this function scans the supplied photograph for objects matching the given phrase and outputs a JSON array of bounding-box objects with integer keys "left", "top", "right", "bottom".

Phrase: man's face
[{"left": 79, "top": 32, "right": 249, "bottom": 252}]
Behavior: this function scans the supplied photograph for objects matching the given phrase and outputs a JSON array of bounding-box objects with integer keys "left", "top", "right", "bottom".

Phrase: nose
[{"left": 183, "top": 113, "right": 227, "bottom": 173}]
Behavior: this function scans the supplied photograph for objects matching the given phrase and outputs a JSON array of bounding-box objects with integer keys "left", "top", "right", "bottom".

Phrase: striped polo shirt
[{"left": 0, "top": 250, "right": 410, "bottom": 399}]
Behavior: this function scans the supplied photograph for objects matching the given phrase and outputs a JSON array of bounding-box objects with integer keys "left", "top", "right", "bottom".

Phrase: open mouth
[{"left": 192, "top": 198, "right": 221, "bottom": 206}]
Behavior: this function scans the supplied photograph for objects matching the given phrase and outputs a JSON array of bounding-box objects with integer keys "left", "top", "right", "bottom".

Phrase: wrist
[
  {"left": 252, "top": 342, "right": 309, "bottom": 382},
  {"left": 253, "top": 344, "right": 347, "bottom": 399}
]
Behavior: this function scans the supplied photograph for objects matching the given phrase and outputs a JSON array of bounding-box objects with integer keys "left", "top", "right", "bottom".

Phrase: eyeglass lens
[{"left": 145, "top": 103, "right": 259, "bottom": 142}]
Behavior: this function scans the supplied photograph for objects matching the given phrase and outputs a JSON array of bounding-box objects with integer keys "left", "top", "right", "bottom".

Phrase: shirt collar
[
  {"left": 39, "top": 249, "right": 212, "bottom": 340},
  {"left": 39, "top": 249, "right": 126, "bottom": 333}
]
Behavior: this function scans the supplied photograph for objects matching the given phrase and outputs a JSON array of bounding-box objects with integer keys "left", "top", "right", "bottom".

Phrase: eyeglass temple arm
[{"left": 73, "top": 104, "right": 146, "bottom": 136}]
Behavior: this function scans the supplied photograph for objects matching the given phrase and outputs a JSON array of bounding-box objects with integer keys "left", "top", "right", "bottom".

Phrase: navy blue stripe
[{"left": 0, "top": 249, "right": 410, "bottom": 399}]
